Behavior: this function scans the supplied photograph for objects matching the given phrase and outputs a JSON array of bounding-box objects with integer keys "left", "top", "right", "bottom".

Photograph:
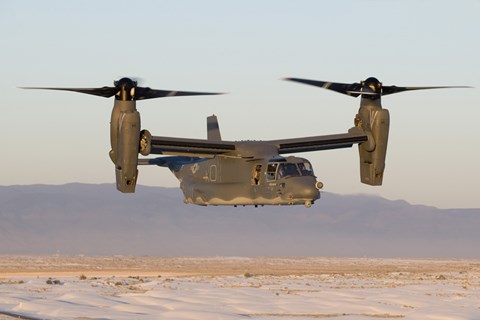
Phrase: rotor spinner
[
  {"left": 360, "top": 77, "right": 383, "bottom": 99},
  {"left": 114, "top": 77, "right": 138, "bottom": 101}
]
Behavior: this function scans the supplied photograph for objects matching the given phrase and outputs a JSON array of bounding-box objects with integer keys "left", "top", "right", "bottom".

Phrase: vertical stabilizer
[{"left": 207, "top": 115, "right": 222, "bottom": 141}]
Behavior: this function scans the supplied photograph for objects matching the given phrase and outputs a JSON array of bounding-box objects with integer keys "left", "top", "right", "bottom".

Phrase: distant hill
[{"left": 0, "top": 184, "right": 479, "bottom": 258}]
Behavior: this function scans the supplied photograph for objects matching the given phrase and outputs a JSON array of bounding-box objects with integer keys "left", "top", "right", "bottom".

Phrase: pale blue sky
[{"left": 1, "top": 0, "right": 479, "bottom": 208}]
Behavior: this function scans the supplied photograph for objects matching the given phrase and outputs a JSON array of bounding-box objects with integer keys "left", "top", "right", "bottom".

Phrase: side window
[{"left": 266, "top": 163, "right": 278, "bottom": 181}]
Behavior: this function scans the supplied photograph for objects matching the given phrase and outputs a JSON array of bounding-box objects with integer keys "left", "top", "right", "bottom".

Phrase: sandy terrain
[{"left": 1, "top": 256, "right": 480, "bottom": 278}]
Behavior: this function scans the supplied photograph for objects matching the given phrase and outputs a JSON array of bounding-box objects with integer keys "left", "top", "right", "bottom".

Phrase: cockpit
[{"left": 266, "top": 157, "right": 315, "bottom": 181}]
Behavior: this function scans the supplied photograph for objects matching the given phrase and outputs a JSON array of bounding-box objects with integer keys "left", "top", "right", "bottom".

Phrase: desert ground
[
  {"left": 1, "top": 256, "right": 479, "bottom": 319},
  {"left": 2, "top": 256, "right": 480, "bottom": 277}
]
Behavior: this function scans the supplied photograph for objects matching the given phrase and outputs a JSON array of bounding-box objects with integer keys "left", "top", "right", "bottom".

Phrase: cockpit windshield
[
  {"left": 298, "top": 161, "right": 314, "bottom": 176},
  {"left": 266, "top": 159, "right": 315, "bottom": 181},
  {"left": 277, "top": 163, "right": 299, "bottom": 179}
]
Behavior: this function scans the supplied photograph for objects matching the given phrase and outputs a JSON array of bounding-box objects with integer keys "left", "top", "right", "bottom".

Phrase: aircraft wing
[
  {"left": 268, "top": 128, "right": 368, "bottom": 154},
  {"left": 149, "top": 127, "right": 367, "bottom": 157},
  {"left": 149, "top": 136, "right": 236, "bottom": 157}
]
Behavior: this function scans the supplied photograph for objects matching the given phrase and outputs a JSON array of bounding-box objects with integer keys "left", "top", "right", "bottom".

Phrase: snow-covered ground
[{"left": 0, "top": 257, "right": 479, "bottom": 319}]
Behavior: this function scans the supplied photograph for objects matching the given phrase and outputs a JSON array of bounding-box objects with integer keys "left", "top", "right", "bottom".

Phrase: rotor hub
[
  {"left": 360, "top": 77, "right": 382, "bottom": 99},
  {"left": 114, "top": 78, "right": 138, "bottom": 101}
]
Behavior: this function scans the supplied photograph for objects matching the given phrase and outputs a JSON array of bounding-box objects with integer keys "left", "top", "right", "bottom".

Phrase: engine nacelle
[
  {"left": 356, "top": 101, "right": 390, "bottom": 186},
  {"left": 110, "top": 100, "right": 141, "bottom": 193}
]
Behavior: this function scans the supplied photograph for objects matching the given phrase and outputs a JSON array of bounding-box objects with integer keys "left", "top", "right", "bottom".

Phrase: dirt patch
[{"left": 1, "top": 256, "right": 479, "bottom": 278}]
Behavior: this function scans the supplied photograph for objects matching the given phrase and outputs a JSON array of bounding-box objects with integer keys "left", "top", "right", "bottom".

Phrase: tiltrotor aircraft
[{"left": 23, "top": 77, "right": 467, "bottom": 207}]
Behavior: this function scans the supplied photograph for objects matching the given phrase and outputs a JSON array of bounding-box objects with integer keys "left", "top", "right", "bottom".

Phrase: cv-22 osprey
[{"left": 23, "top": 77, "right": 467, "bottom": 207}]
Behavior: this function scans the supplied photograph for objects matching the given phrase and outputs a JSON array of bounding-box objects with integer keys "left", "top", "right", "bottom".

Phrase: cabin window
[
  {"left": 266, "top": 163, "right": 278, "bottom": 181},
  {"left": 209, "top": 165, "right": 217, "bottom": 182}
]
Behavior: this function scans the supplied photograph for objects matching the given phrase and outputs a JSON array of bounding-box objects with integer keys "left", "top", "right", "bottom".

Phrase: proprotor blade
[
  {"left": 20, "top": 86, "right": 118, "bottom": 98},
  {"left": 284, "top": 77, "right": 472, "bottom": 98},
  {"left": 283, "top": 77, "right": 362, "bottom": 97},
  {"left": 134, "top": 87, "right": 224, "bottom": 100},
  {"left": 382, "top": 85, "right": 472, "bottom": 96},
  {"left": 21, "top": 77, "right": 225, "bottom": 101}
]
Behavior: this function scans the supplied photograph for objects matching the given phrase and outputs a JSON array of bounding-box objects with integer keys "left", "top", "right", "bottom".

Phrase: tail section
[{"left": 207, "top": 115, "right": 222, "bottom": 141}]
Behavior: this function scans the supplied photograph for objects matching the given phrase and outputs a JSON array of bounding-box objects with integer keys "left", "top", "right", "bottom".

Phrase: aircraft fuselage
[{"left": 164, "top": 143, "right": 322, "bottom": 207}]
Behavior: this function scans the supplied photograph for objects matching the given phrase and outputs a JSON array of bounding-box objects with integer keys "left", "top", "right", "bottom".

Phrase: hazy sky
[{"left": 1, "top": 0, "right": 479, "bottom": 209}]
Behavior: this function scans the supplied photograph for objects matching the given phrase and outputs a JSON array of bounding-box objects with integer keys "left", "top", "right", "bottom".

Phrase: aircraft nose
[
  {"left": 285, "top": 178, "right": 320, "bottom": 201},
  {"left": 301, "top": 184, "right": 320, "bottom": 200}
]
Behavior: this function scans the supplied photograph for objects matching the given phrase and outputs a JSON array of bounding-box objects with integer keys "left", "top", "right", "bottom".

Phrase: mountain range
[{"left": 0, "top": 184, "right": 479, "bottom": 258}]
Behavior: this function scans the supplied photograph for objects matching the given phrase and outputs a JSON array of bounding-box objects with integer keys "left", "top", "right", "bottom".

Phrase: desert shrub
[{"left": 46, "top": 278, "right": 62, "bottom": 285}]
